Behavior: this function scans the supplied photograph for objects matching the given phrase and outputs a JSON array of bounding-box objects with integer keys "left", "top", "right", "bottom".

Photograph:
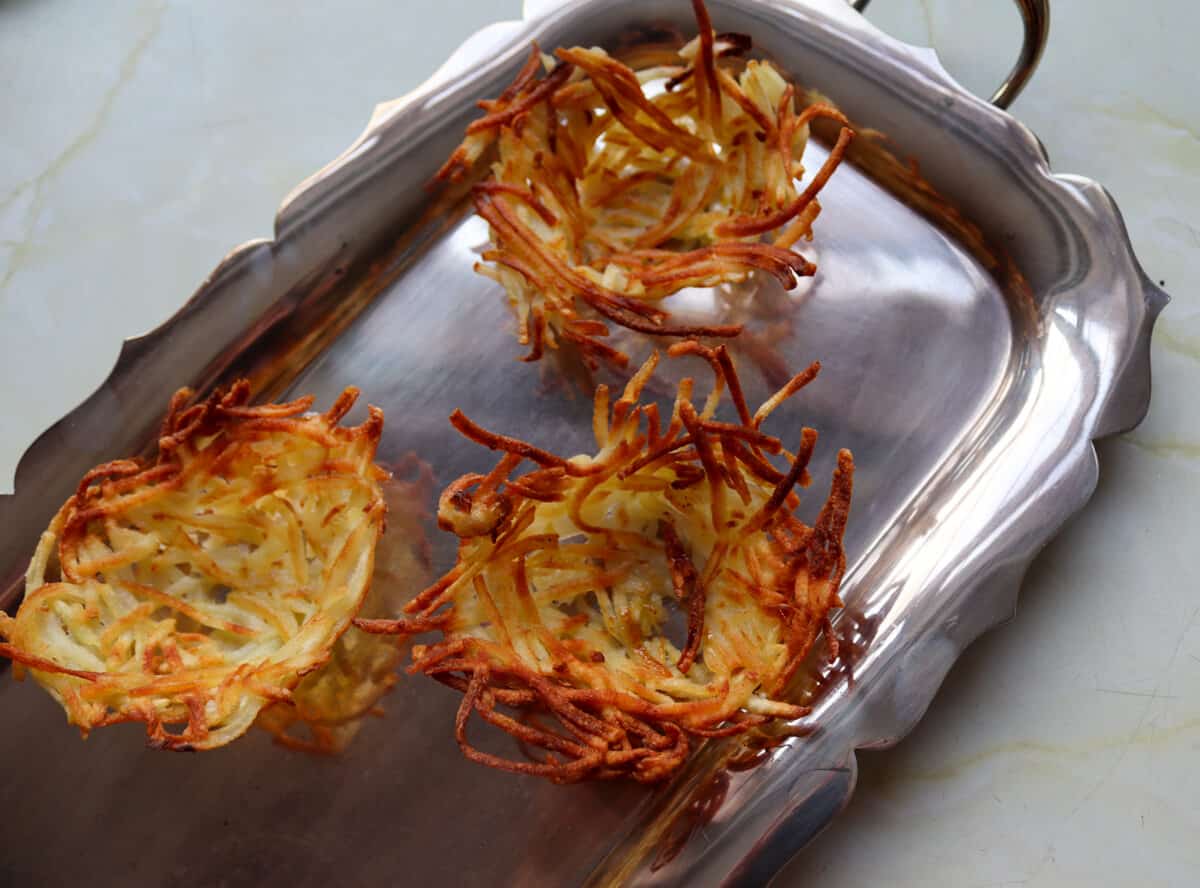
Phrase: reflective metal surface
[{"left": 0, "top": 0, "right": 1164, "bottom": 885}]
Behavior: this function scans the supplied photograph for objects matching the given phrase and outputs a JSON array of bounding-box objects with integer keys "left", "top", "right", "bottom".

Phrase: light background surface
[{"left": 1, "top": 1, "right": 1197, "bottom": 884}]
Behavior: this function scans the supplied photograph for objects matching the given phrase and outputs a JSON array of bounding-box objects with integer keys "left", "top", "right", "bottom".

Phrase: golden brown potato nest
[
  {"left": 0, "top": 382, "right": 388, "bottom": 751},
  {"left": 363, "top": 343, "right": 853, "bottom": 782},
  {"left": 439, "top": 0, "right": 854, "bottom": 367}
]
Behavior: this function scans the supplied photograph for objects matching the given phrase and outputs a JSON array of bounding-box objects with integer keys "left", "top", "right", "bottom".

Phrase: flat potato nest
[
  {"left": 438, "top": 0, "right": 854, "bottom": 367},
  {"left": 0, "top": 382, "right": 389, "bottom": 751},
  {"left": 361, "top": 342, "right": 853, "bottom": 782}
]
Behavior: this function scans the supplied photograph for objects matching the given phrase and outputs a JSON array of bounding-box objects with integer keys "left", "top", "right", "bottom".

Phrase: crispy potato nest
[
  {"left": 362, "top": 343, "right": 853, "bottom": 782},
  {"left": 439, "top": 0, "right": 854, "bottom": 366},
  {"left": 0, "top": 382, "right": 389, "bottom": 751}
]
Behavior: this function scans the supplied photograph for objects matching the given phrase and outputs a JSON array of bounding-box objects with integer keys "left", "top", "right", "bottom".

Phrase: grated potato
[{"left": 0, "top": 382, "right": 388, "bottom": 751}]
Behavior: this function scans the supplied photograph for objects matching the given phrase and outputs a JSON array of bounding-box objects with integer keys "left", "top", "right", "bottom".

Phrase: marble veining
[{"left": 0, "top": 3, "right": 167, "bottom": 296}]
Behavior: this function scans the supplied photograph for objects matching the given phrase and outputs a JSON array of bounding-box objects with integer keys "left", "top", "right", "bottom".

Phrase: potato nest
[
  {"left": 0, "top": 382, "right": 388, "bottom": 751},
  {"left": 438, "top": 0, "right": 854, "bottom": 367},
  {"left": 362, "top": 342, "right": 853, "bottom": 782}
]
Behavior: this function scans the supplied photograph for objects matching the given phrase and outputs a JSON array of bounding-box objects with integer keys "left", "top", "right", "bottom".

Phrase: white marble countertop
[{"left": 1, "top": 1, "right": 1195, "bottom": 885}]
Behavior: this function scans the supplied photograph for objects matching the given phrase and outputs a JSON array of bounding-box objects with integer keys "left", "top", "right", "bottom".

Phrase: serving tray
[{"left": 0, "top": 0, "right": 1165, "bottom": 885}]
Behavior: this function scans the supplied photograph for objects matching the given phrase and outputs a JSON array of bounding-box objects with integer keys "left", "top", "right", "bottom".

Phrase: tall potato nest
[
  {"left": 438, "top": 0, "right": 854, "bottom": 367},
  {"left": 0, "top": 382, "right": 396, "bottom": 752},
  {"left": 361, "top": 342, "right": 854, "bottom": 782}
]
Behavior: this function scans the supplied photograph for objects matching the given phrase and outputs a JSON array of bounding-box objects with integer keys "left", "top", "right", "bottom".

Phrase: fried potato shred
[
  {"left": 0, "top": 382, "right": 388, "bottom": 751},
  {"left": 363, "top": 342, "right": 854, "bottom": 782},
  {"left": 438, "top": 0, "right": 854, "bottom": 367}
]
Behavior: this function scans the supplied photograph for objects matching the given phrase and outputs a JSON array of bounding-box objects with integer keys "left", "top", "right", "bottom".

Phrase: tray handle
[{"left": 850, "top": 0, "right": 1049, "bottom": 108}]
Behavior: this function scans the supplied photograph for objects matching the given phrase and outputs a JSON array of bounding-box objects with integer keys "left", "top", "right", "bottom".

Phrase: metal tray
[{"left": 0, "top": 0, "right": 1166, "bottom": 885}]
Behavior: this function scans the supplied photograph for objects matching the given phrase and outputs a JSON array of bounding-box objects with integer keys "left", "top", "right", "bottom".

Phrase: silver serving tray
[{"left": 0, "top": 0, "right": 1165, "bottom": 885}]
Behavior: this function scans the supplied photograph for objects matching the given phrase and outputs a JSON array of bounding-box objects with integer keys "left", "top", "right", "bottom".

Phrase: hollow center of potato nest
[{"left": 544, "top": 542, "right": 693, "bottom": 663}]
